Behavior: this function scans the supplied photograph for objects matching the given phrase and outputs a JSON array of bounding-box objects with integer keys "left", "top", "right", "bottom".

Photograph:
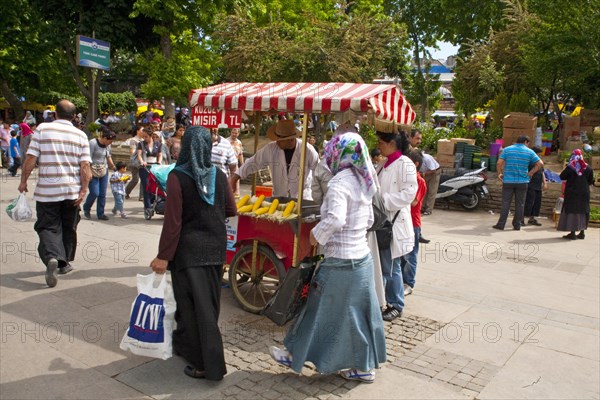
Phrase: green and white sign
[{"left": 76, "top": 35, "right": 110, "bottom": 71}]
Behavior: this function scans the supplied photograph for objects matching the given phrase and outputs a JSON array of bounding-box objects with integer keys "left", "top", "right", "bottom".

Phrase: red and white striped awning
[{"left": 189, "top": 82, "right": 415, "bottom": 125}]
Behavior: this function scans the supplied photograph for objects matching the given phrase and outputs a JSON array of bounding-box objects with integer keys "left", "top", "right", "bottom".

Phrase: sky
[{"left": 426, "top": 41, "right": 460, "bottom": 61}]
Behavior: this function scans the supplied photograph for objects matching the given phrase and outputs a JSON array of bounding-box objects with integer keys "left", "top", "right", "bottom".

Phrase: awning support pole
[{"left": 292, "top": 114, "right": 310, "bottom": 267}]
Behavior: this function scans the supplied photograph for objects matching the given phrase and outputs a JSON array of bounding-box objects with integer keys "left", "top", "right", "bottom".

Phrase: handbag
[
  {"left": 368, "top": 192, "right": 388, "bottom": 232},
  {"left": 120, "top": 272, "right": 176, "bottom": 360},
  {"left": 91, "top": 163, "right": 107, "bottom": 178},
  {"left": 375, "top": 210, "right": 400, "bottom": 250},
  {"left": 262, "top": 255, "right": 323, "bottom": 326},
  {"left": 91, "top": 138, "right": 109, "bottom": 178}
]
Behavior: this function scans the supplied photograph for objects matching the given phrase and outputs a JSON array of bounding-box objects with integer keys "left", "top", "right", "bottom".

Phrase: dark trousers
[
  {"left": 524, "top": 187, "right": 542, "bottom": 218},
  {"left": 138, "top": 166, "right": 155, "bottom": 209},
  {"left": 125, "top": 163, "right": 142, "bottom": 198},
  {"left": 496, "top": 183, "right": 528, "bottom": 228},
  {"left": 171, "top": 265, "right": 226, "bottom": 381},
  {"left": 34, "top": 200, "right": 81, "bottom": 268},
  {"left": 8, "top": 157, "right": 21, "bottom": 176}
]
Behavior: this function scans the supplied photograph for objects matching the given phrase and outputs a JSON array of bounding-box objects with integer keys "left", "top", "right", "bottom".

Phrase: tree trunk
[
  {"left": 160, "top": 34, "right": 176, "bottom": 119},
  {"left": 0, "top": 79, "right": 24, "bottom": 122}
]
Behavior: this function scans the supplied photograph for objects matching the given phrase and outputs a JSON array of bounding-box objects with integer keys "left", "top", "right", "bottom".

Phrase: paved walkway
[{"left": 1, "top": 171, "right": 599, "bottom": 399}]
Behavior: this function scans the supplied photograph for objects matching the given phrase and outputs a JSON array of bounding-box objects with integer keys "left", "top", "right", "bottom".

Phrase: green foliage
[
  {"left": 215, "top": 8, "right": 398, "bottom": 83},
  {"left": 590, "top": 207, "right": 600, "bottom": 222},
  {"left": 87, "top": 122, "right": 102, "bottom": 133},
  {"left": 415, "top": 123, "right": 458, "bottom": 153},
  {"left": 358, "top": 123, "right": 379, "bottom": 152},
  {"left": 508, "top": 91, "right": 531, "bottom": 113},
  {"left": 453, "top": 42, "right": 504, "bottom": 118},
  {"left": 470, "top": 125, "right": 503, "bottom": 148},
  {"left": 98, "top": 92, "right": 137, "bottom": 113},
  {"left": 137, "top": 37, "right": 216, "bottom": 106},
  {"left": 492, "top": 92, "right": 509, "bottom": 129}
]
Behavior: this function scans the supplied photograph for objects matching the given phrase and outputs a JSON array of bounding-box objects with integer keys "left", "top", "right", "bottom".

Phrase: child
[
  {"left": 110, "top": 162, "right": 131, "bottom": 218},
  {"left": 401, "top": 149, "right": 428, "bottom": 296},
  {"left": 523, "top": 146, "right": 547, "bottom": 226},
  {"left": 7, "top": 130, "right": 21, "bottom": 177}
]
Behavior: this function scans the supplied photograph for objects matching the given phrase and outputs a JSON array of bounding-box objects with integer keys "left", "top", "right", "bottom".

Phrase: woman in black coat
[
  {"left": 149, "top": 126, "right": 237, "bottom": 380},
  {"left": 557, "top": 149, "right": 594, "bottom": 240}
]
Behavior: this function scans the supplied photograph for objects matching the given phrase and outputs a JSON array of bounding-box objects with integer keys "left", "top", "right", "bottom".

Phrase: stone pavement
[{"left": 1, "top": 171, "right": 599, "bottom": 399}]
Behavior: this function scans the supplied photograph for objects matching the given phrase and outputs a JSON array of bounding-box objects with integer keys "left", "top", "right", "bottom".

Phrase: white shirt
[
  {"left": 237, "top": 139, "right": 319, "bottom": 200},
  {"left": 27, "top": 120, "right": 91, "bottom": 202},
  {"left": 421, "top": 152, "right": 440, "bottom": 172},
  {"left": 211, "top": 135, "right": 237, "bottom": 177},
  {"left": 311, "top": 169, "right": 373, "bottom": 259},
  {"left": 377, "top": 156, "right": 418, "bottom": 258}
]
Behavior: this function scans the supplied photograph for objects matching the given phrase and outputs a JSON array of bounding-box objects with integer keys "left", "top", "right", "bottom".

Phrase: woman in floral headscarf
[
  {"left": 149, "top": 126, "right": 237, "bottom": 380},
  {"left": 269, "top": 132, "right": 387, "bottom": 384},
  {"left": 557, "top": 149, "right": 594, "bottom": 239}
]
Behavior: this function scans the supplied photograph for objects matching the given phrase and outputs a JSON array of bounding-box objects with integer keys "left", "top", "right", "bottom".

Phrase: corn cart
[{"left": 188, "top": 82, "right": 415, "bottom": 313}]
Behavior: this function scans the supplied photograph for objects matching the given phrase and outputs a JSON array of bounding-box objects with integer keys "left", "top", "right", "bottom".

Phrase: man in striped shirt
[
  {"left": 210, "top": 128, "right": 238, "bottom": 179},
  {"left": 18, "top": 100, "right": 92, "bottom": 288},
  {"left": 493, "top": 135, "right": 543, "bottom": 231}
]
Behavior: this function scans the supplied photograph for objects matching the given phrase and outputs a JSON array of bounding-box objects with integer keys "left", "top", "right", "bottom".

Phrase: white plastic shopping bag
[
  {"left": 6, "top": 193, "right": 33, "bottom": 221},
  {"left": 120, "top": 272, "right": 176, "bottom": 360}
]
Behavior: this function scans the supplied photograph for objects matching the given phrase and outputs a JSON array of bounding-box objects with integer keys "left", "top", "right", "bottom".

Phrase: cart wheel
[
  {"left": 222, "top": 264, "right": 248, "bottom": 285},
  {"left": 229, "top": 244, "right": 285, "bottom": 314}
]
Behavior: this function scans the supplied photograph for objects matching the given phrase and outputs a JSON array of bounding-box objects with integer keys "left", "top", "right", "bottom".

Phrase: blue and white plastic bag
[{"left": 120, "top": 272, "right": 176, "bottom": 360}]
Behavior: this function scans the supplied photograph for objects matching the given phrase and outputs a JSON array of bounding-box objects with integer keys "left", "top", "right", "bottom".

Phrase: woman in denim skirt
[{"left": 269, "top": 132, "right": 386, "bottom": 383}]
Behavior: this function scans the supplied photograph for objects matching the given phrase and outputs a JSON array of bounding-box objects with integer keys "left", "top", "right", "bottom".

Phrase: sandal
[{"left": 183, "top": 366, "right": 206, "bottom": 379}]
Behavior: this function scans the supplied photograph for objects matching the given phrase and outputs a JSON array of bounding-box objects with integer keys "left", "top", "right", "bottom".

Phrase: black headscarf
[{"left": 174, "top": 126, "right": 217, "bottom": 205}]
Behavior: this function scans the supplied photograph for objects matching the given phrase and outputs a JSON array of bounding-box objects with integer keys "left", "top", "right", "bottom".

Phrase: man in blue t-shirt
[{"left": 493, "top": 135, "right": 544, "bottom": 230}]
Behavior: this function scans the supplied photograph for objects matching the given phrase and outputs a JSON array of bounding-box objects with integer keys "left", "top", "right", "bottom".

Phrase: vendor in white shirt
[{"left": 230, "top": 119, "right": 319, "bottom": 200}]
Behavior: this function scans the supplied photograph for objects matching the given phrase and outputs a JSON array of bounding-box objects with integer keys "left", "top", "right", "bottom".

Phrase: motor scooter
[{"left": 435, "top": 166, "right": 489, "bottom": 210}]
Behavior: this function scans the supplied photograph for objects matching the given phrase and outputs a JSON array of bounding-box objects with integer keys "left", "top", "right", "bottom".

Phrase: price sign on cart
[{"left": 192, "top": 106, "right": 242, "bottom": 128}]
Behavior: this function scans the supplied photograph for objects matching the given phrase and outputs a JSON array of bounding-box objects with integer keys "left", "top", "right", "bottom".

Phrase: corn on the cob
[
  {"left": 252, "top": 195, "right": 265, "bottom": 211},
  {"left": 238, "top": 205, "right": 253, "bottom": 213},
  {"left": 282, "top": 200, "right": 295, "bottom": 217},
  {"left": 236, "top": 194, "right": 250, "bottom": 209},
  {"left": 268, "top": 199, "right": 279, "bottom": 214},
  {"left": 254, "top": 207, "right": 270, "bottom": 215}
]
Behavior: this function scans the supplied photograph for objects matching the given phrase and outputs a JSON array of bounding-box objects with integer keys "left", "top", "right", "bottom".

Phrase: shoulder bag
[{"left": 91, "top": 139, "right": 108, "bottom": 178}]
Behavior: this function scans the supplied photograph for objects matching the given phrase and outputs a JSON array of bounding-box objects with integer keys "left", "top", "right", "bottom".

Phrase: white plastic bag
[
  {"left": 6, "top": 193, "right": 33, "bottom": 221},
  {"left": 120, "top": 272, "right": 176, "bottom": 360}
]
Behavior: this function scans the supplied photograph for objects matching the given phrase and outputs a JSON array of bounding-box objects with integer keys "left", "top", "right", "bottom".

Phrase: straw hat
[{"left": 266, "top": 120, "right": 301, "bottom": 141}]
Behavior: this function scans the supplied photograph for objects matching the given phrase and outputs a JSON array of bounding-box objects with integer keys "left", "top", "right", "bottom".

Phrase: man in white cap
[{"left": 230, "top": 119, "right": 319, "bottom": 200}]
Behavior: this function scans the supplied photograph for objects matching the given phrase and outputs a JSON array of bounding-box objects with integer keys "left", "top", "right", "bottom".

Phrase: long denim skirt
[{"left": 283, "top": 253, "right": 387, "bottom": 374}]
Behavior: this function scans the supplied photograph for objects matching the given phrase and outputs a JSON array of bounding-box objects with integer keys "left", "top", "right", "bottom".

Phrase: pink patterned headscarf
[{"left": 568, "top": 149, "right": 587, "bottom": 176}]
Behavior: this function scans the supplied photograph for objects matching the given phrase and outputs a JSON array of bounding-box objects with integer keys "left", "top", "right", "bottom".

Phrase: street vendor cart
[{"left": 188, "top": 82, "right": 415, "bottom": 313}]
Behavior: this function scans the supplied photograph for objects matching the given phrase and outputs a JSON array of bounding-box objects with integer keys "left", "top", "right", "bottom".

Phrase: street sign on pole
[{"left": 76, "top": 35, "right": 110, "bottom": 71}]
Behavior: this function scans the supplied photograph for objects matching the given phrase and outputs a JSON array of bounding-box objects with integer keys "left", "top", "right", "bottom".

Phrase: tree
[
  {"left": 383, "top": 0, "right": 444, "bottom": 121},
  {"left": 26, "top": 0, "right": 147, "bottom": 123},
  {"left": 452, "top": 41, "right": 504, "bottom": 119},
  {"left": 215, "top": 6, "right": 398, "bottom": 83},
  {"left": 130, "top": 0, "right": 229, "bottom": 118}
]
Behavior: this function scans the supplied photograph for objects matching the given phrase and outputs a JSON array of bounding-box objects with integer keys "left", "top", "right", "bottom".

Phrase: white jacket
[
  {"left": 377, "top": 155, "right": 418, "bottom": 258},
  {"left": 238, "top": 139, "right": 319, "bottom": 200}
]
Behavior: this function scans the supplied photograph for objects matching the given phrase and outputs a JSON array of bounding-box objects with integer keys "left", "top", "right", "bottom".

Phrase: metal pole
[
  {"left": 91, "top": 71, "right": 95, "bottom": 127},
  {"left": 292, "top": 113, "right": 310, "bottom": 267},
  {"left": 251, "top": 114, "right": 261, "bottom": 195}
]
